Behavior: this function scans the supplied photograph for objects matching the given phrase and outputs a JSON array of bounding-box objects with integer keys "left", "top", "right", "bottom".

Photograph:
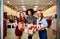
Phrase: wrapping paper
[{"left": 18, "top": 21, "right": 25, "bottom": 32}]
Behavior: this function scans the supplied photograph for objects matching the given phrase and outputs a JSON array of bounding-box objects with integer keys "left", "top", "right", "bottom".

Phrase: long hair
[
  {"left": 19, "top": 12, "right": 27, "bottom": 23},
  {"left": 40, "top": 13, "right": 44, "bottom": 21}
]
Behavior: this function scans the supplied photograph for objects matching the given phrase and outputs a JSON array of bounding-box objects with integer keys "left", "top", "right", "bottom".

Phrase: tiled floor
[{"left": 5, "top": 28, "right": 56, "bottom": 39}]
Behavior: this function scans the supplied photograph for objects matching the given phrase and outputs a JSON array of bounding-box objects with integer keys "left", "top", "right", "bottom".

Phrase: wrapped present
[
  {"left": 27, "top": 22, "right": 33, "bottom": 28},
  {"left": 37, "top": 22, "right": 41, "bottom": 31},
  {"left": 18, "top": 21, "right": 25, "bottom": 32},
  {"left": 28, "top": 28, "right": 34, "bottom": 35},
  {"left": 32, "top": 23, "right": 37, "bottom": 32},
  {"left": 27, "top": 23, "right": 38, "bottom": 35},
  {"left": 37, "top": 23, "right": 45, "bottom": 30}
]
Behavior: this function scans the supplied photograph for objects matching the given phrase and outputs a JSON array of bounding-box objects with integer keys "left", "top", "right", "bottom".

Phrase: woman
[
  {"left": 13, "top": 12, "right": 26, "bottom": 39},
  {"left": 36, "top": 10, "right": 48, "bottom": 39},
  {"left": 26, "top": 8, "right": 37, "bottom": 39}
]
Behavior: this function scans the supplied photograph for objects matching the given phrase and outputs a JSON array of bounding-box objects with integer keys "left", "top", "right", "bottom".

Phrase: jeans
[{"left": 39, "top": 29, "right": 47, "bottom": 39}]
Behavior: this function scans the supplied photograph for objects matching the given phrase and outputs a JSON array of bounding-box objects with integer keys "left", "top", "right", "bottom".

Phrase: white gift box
[
  {"left": 28, "top": 30, "right": 33, "bottom": 34},
  {"left": 27, "top": 23, "right": 32, "bottom": 28},
  {"left": 28, "top": 28, "right": 34, "bottom": 34}
]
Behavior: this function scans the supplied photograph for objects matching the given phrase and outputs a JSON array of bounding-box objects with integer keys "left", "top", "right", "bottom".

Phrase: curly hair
[{"left": 26, "top": 8, "right": 34, "bottom": 16}]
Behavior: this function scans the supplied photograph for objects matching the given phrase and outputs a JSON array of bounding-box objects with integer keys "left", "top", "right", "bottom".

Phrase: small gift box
[
  {"left": 37, "top": 22, "right": 41, "bottom": 30},
  {"left": 28, "top": 28, "right": 34, "bottom": 35},
  {"left": 27, "top": 22, "right": 33, "bottom": 28},
  {"left": 18, "top": 21, "right": 25, "bottom": 31}
]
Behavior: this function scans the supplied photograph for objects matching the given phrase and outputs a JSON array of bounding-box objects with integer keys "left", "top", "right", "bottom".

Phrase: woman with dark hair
[
  {"left": 13, "top": 12, "right": 26, "bottom": 39},
  {"left": 26, "top": 8, "right": 37, "bottom": 39},
  {"left": 36, "top": 10, "right": 48, "bottom": 39}
]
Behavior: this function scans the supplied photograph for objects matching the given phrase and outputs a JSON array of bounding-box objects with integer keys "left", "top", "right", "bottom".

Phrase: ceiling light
[
  {"left": 21, "top": 6, "right": 26, "bottom": 8},
  {"left": 23, "top": 7, "right": 26, "bottom": 11},
  {"left": 36, "top": 0, "right": 39, "bottom": 2},
  {"left": 48, "top": 1, "right": 52, "bottom": 5},
  {"left": 7, "top": 1, "right": 9, "bottom": 3},
  {"left": 33, "top": 8, "right": 37, "bottom": 11},
  {"left": 33, "top": 6, "right": 39, "bottom": 11},
  {"left": 34, "top": 6, "right": 39, "bottom": 8}
]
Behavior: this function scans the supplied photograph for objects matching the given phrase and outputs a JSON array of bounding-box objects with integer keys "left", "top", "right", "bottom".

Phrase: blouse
[{"left": 37, "top": 18, "right": 48, "bottom": 28}]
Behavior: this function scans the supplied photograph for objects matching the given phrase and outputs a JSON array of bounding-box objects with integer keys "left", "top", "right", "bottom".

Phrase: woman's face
[
  {"left": 37, "top": 11, "right": 41, "bottom": 17},
  {"left": 21, "top": 13, "right": 24, "bottom": 17},
  {"left": 38, "top": 13, "right": 41, "bottom": 17},
  {"left": 28, "top": 11, "right": 32, "bottom": 16}
]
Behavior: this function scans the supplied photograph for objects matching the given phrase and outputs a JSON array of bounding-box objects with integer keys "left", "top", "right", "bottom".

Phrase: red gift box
[
  {"left": 18, "top": 21, "right": 25, "bottom": 31},
  {"left": 28, "top": 28, "right": 34, "bottom": 35}
]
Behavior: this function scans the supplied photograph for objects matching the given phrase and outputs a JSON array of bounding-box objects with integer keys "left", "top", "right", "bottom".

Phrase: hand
[
  {"left": 38, "top": 27, "right": 41, "bottom": 31},
  {"left": 34, "top": 29, "right": 36, "bottom": 32}
]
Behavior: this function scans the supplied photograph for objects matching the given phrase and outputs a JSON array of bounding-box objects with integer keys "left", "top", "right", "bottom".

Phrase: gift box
[
  {"left": 28, "top": 28, "right": 34, "bottom": 35},
  {"left": 18, "top": 21, "right": 25, "bottom": 32},
  {"left": 37, "top": 22, "right": 42, "bottom": 30},
  {"left": 33, "top": 24, "right": 37, "bottom": 32},
  {"left": 27, "top": 23, "right": 37, "bottom": 35},
  {"left": 27, "top": 22, "right": 33, "bottom": 28}
]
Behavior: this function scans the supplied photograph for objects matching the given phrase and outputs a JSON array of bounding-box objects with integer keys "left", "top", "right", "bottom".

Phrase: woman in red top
[{"left": 13, "top": 11, "right": 27, "bottom": 39}]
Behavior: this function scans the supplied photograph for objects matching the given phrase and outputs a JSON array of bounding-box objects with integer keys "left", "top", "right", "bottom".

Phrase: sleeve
[
  {"left": 42, "top": 18, "right": 48, "bottom": 27},
  {"left": 25, "top": 17, "right": 28, "bottom": 23},
  {"left": 34, "top": 18, "right": 37, "bottom": 24},
  {"left": 33, "top": 16, "right": 37, "bottom": 24}
]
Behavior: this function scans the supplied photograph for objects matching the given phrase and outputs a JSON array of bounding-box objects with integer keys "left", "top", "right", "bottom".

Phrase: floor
[{"left": 4, "top": 28, "right": 56, "bottom": 39}]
